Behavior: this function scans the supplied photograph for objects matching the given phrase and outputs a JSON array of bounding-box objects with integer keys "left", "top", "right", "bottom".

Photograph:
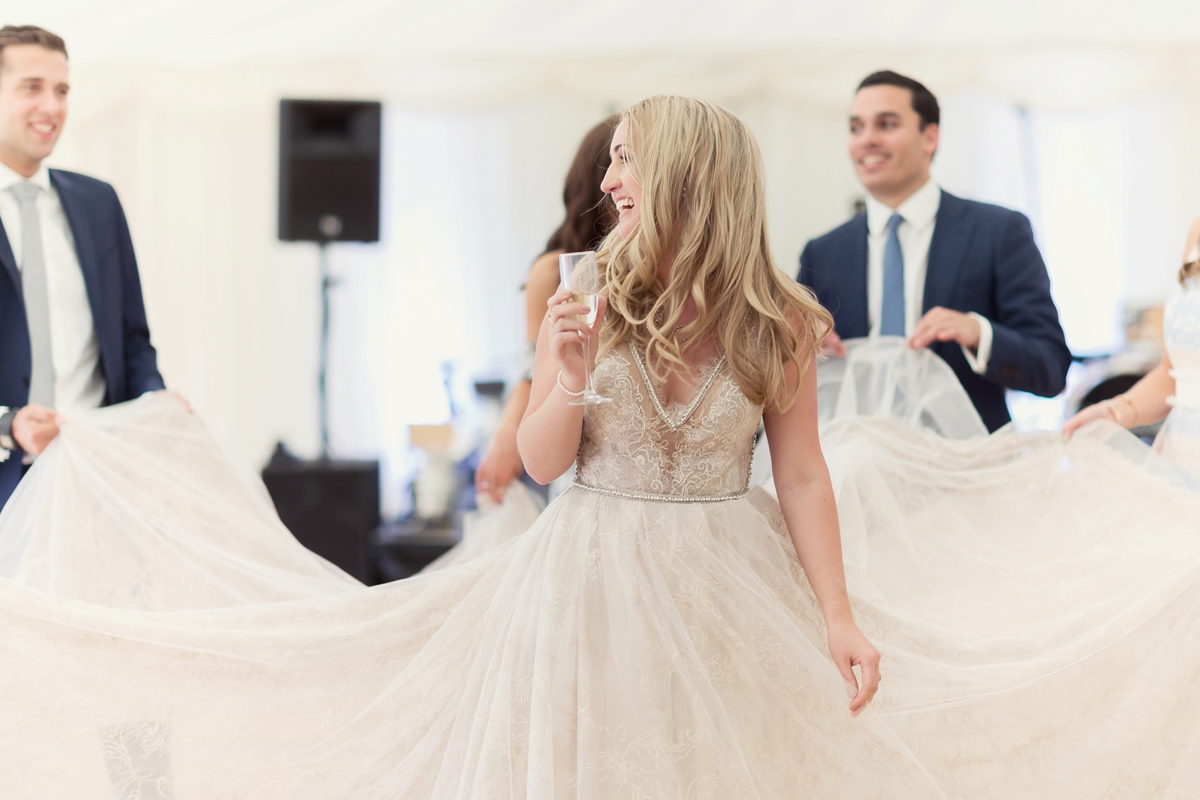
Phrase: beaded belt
[{"left": 571, "top": 480, "right": 749, "bottom": 503}]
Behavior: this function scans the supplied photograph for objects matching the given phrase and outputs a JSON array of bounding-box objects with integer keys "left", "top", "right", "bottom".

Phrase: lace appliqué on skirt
[{"left": 101, "top": 720, "right": 173, "bottom": 799}]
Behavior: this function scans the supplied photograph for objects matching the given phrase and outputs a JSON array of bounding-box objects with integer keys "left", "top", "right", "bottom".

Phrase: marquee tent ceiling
[{"left": 17, "top": 0, "right": 1200, "bottom": 64}]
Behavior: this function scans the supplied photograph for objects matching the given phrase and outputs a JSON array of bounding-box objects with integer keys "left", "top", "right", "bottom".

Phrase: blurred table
[{"left": 374, "top": 518, "right": 460, "bottom": 581}]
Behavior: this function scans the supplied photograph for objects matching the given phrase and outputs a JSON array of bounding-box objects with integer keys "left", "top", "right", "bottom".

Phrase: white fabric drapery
[{"left": 4, "top": 342, "right": 1200, "bottom": 796}]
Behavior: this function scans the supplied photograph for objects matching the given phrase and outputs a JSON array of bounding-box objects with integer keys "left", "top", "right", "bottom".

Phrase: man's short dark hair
[
  {"left": 857, "top": 71, "right": 939, "bottom": 129},
  {"left": 0, "top": 26, "right": 68, "bottom": 71}
]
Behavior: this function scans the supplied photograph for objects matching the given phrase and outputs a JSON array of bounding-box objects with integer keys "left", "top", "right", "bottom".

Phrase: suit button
[{"left": 22, "top": 376, "right": 29, "bottom": 387}]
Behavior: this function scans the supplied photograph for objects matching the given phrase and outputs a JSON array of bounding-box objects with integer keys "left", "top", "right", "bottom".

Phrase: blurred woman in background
[
  {"left": 473, "top": 116, "right": 617, "bottom": 502},
  {"left": 1064, "top": 216, "right": 1200, "bottom": 484}
]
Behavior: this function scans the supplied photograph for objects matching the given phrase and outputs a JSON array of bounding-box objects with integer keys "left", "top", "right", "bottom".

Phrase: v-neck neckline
[{"left": 628, "top": 345, "right": 727, "bottom": 431}]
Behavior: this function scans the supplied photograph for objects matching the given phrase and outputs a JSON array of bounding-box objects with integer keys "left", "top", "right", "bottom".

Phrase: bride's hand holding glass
[{"left": 547, "top": 286, "right": 607, "bottom": 393}]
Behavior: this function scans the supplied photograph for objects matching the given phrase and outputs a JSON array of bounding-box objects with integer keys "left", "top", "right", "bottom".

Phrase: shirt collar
[
  {"left": 865, "top": 178, "right": 941, "bottom": 235},
  {"left": 0, "top": 161, "right": 51, "bottom": 195}
]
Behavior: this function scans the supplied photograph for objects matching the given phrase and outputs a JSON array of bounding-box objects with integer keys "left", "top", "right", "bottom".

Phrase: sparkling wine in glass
[{"left": 558, "top": 251, "right": 612, "bottom": 406}]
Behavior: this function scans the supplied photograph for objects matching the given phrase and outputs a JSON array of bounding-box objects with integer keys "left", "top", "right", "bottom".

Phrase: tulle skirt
[
  {"left": 0, "top": 422, "right": 919, "bottom": 797},
  {"left": 4, "top": 342, "right": 1200, "bottom": 797},
  {"left": 1156, "top": 403, "right": 1200, "bottom": 489}
]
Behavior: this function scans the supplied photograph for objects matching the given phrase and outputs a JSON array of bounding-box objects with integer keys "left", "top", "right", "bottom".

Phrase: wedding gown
[{"left": 4, "top": 333, "right": 1200, "bottom": 796}]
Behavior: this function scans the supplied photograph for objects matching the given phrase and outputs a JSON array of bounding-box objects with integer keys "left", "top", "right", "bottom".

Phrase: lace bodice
[
  {"left": 574, "top": 343, "right": 762, "bottom": 501},
  {"left": 1164, "top": 276, "right": 1200, "bottom": 410}
]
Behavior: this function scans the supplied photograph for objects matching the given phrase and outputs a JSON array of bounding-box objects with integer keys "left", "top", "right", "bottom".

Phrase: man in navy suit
[
  {"left": 0, "top": 26, "right": 175, "bottom": 509},
  {"left": 798, "top": 71, "right": 1071, "bottom": 432}
]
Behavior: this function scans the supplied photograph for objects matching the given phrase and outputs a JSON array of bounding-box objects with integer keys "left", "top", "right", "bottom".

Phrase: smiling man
[
  {"left": 798, "top": 71, "right": 1071, "bottom": 432},
  {"left": 0, "top": 25, "right": 170, "bottom": 508}
]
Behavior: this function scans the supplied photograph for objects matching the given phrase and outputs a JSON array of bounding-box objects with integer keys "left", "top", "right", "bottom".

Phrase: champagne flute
[{"left": 558, "top": 251, "right": 612, "bottom": 406}]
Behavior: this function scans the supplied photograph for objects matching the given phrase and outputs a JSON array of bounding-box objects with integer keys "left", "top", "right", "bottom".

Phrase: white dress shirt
[
  {"left": 0, "top": 163, "right": 106, "bottom": 414},
  {"left": 865, "top": 179, "right": 993, "bottom": 374}
]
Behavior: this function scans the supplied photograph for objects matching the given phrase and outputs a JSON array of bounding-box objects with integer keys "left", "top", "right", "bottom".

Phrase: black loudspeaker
[
  {"left": 278, "top": 99, "right": 382, "bottom": 243},
  {"left": 261, "top": 456, "right": 380, "bottom": 583}
]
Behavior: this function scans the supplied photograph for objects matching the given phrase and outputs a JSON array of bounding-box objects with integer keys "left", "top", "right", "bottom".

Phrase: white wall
[{"left": 935, "top": 85, "right": 1200, "bottom": 356}]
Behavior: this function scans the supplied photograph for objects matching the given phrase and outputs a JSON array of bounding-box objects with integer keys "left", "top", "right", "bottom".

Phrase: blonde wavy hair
[{"left": 596, "top": 96, "right": 832, "bottom": 411}]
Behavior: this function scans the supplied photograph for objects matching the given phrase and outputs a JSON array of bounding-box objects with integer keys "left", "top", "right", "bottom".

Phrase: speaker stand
[{"left": 318, "top": 240, "right": 337, "bottom": 460}]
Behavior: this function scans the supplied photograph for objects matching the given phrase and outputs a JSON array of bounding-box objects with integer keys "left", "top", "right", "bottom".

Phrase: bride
[
  {"left": 5, "top": 96, "right": 1200, "bottom": 798},
  {"left": 519, "top": 96, "right": 880, "bottom": 715}
]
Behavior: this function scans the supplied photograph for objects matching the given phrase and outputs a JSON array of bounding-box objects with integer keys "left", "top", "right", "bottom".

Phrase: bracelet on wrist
[
  {"left": 1102, "top": 396, "right": 1138, "bottom": 429},
  {"left": 1114, "top": 394, "right": 1138, "bottom": 428},
  {"left": 556, "top": 371, "right": 585, "bottom": 398},
  {"left": 1101, "top": 399, "right": 1126, "bottom": 427},
  {"left": 1101, "top": 399, "right": 1118, "bottom": 424}
]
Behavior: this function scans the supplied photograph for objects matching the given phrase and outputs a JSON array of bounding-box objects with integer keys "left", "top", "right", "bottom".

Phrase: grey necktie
[
  {"left": 879, "top": 212, "right": 905, "bottom": 337},
  {"left": 10, "top": 183, "right": 56, "bottom": 408}
]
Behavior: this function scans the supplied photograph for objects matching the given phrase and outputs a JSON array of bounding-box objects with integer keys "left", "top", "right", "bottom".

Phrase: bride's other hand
[
  {"left": 767, "top": 323, "right": 879, "bottom": 719},
  {"left": 827, "top": 618, "right": 881, "bottom": 717},
  {"left": 1062, "top": 401, "right": 1116, "bottom": 441},
  {"left": 546, "top": 287, "right": 607, "bottom": 388}
]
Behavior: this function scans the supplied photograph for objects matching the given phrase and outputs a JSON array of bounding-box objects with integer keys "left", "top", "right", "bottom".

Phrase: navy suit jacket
[
  {"left": 798, "top": 190, "right": 1071, "bottom": 432},
  {"left": 0, "top": 169, "right": 164, "bottom": 506}
]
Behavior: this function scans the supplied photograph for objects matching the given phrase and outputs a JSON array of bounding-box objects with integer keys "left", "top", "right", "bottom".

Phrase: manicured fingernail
[{"left": 845, "top": 681, "right": 858, "bottom": 699}]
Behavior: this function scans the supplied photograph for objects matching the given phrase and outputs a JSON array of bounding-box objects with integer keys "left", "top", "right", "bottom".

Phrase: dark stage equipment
[
  {"left": 278, "top": 99, "right": 382, "bottom": 244},
  {"left": 278, "top": 98, "right": 382, "bottom": 457},
  {"left": 269, "top": 102, "right": 385, "bottom": 580},
  {"left": 262, "top": 450, "right": 380, "bottom": 584}
]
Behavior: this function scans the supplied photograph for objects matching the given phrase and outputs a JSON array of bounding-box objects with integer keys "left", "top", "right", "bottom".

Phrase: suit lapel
[
  {"left": 844, "top": 213, "right": 869, "bottom": 334},
  {"left": 923, "top": 190, "right": 974, "bottom": 313},
  {"left": 0, "top": 219, "right": 18, "bottom": 296},
  {"left": 50, "top": 170, "right": 104, "bottom": 323}
]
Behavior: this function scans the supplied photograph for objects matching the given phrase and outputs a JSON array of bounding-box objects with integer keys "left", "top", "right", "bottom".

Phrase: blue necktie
[{"left": 879, "top": 213, "right": 905, "bottom": 337}]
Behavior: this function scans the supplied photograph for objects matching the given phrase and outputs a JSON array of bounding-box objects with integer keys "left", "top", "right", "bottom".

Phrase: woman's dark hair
[
  {"left": 858, "top": 70, "right": 940, "bottom": 129},
  {"left": 1181, "top": 254, "right": 1200, "bottom": 286},
  {"left": 544, "top": 116, "right": 619, "bottom": 255}
]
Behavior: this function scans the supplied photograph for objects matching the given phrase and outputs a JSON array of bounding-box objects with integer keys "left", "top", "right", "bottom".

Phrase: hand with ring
[{"left": 546, "top": 286, "right": 607, "bottom": 391}]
